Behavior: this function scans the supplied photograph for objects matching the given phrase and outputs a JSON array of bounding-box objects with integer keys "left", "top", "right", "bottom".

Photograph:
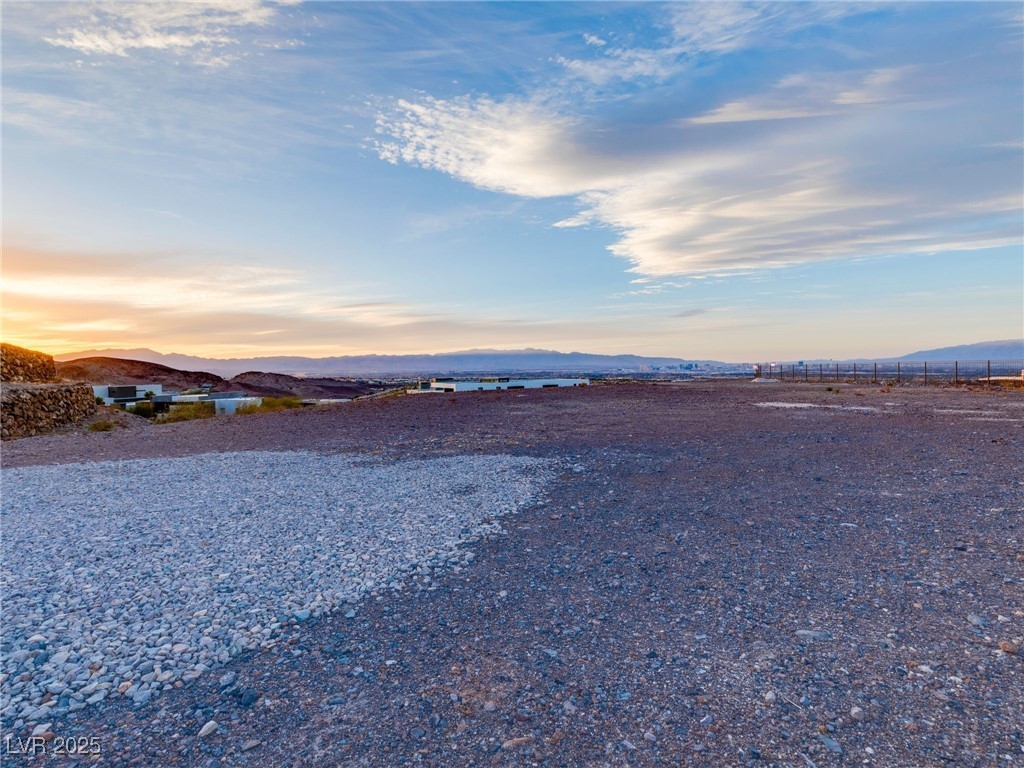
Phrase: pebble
[
  {"left": 293, "top": 609, "right": 311, "bottom": 623},
  {"left": 238, "top": 688, "right": 259, "bottom": 707},
  {"left": 219, "top": 671, "right": 237, "bottom": 688},
  {"left": 998, "top": 640, "right": 1018, "bottom": 654},
  {"left": 795, "top": 629, "right": 832, "bottom": 641},
  {"left": 30, "top": 723, "right": 52, "bottom": 737},
  {"left": 850, "top": 706, "right": 865, "bottom": 721},
  {"left": 199, "top": 720, "right": 219, "bottom": 738},
  {"left": 764, "top": 691, "right": 777, "bottom": 704},
  {"left": 968, "top": 613, "right": 987, "bottom": 628},
  {"left": 132, "top": 689, "right": 152, "bottom": 706},
  {"left": 241, "top": 739, "right": 261, "bottom": 752},
  {"left": 818, "top": 734, "right": 842, "bottom": 754}
]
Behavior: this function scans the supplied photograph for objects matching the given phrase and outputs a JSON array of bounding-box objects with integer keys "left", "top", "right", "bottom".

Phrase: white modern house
[
  {"left": 408, "top": 377, "right": 589, "bottom": 394},
  {"left": 93, "top": 384, "right": 163, "bottom": 405},
  {"left": 150, "top": 390, "right": 262, "bottom": 415},
  {"left": 93, "top": 386, "right": 262, "bottom": 416}
]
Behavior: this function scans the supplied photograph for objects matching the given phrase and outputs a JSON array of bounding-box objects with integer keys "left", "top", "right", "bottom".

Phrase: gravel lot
[
  {"left": 1, "top": 380, "right": 1021, "bottom": 767},
  {"left": 1, "top": 453, "right": 552, "bottom": 730}
]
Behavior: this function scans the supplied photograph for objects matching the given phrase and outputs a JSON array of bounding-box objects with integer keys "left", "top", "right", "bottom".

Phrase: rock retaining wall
[
  {"left": 1, "top": 383, "right": 97, "bottom": 440},
  {"left": 0, "top": 343, "right": 57, "bottom": 383}
]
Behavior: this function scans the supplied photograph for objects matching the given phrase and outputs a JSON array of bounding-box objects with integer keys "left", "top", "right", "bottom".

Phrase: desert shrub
[
  {"left": 89, "top": 421, "right": 116, "bottom": 432},
  {"left": 130, "top": 401, "right": 154, "bottom": 418},
  {"left": 95, "top": 396, "right": 106, "bottom": 405},
  {"left": 162, "top": 402, "right": 215, "bottom": 423},
  {"left": 237, "top": 396, "right": 303, "bottom": 415}
]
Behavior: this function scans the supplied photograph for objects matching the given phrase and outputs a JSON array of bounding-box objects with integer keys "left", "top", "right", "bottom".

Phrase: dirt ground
[{"left": 2, "top": 380, "right": 1022, "bottom": 767}]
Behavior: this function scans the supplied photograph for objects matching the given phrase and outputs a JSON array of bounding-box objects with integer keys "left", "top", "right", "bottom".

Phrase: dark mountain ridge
[{"left": 55, "top": 347, "right": 723, "bottom": 377}]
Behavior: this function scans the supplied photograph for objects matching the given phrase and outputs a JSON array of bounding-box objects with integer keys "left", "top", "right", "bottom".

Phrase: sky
[{"left": 2, "top": 1, "right": 1022, "bottom": 362}]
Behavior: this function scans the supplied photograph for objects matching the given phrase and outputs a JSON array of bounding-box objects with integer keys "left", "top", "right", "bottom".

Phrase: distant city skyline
[{"left": 3, "top": 2, "right": 1022, "bottom": 361}]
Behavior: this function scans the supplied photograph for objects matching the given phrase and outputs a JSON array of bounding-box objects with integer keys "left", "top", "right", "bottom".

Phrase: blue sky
[{"left": 3, "top": 1, "right": 1021, "bottom": 360}]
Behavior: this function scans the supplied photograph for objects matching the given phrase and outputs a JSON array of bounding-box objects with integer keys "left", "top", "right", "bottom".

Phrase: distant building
[
  {"left": 94, "top": 384, "right": 262, "bottom": 415},
  {"left": 408, "top": 377, "right": 589, "bottom": 394},
  {"left": 150, "top": 391, "right": 261, "bottom": 415},
  {"left": 93, "top": 384, "right": 163, "bottom": 405}
]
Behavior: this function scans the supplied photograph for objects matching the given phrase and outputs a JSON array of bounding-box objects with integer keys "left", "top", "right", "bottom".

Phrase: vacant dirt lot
[{"left": 2, "top": 381, "right": 1022, "bottom": 767}]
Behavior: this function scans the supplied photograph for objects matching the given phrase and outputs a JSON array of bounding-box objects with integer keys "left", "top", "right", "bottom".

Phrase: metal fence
[{"left": 756, "top": 359, "right": 1024, "bottom": 385}]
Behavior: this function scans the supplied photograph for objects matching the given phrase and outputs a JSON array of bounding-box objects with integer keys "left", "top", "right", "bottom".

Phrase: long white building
[{"left": 409, "top": 377, "right": 589, "bottom": 394}]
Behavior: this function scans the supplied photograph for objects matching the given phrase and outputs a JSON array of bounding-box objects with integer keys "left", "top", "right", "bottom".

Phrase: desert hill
[
  {"left": 56, "top": 357, "right": 381, "bottom": 399},
  {"left": 56, "top": 357, "right": 226, "bottom": 391},
  {"left": 227, "top": 371, "right": 378, "bottom": 399},
  {"left": 895, "top": 339, "right": 1023, "bottom": 361}
]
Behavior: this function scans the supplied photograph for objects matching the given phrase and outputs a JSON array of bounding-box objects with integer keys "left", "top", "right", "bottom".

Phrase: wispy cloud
[
  {"left": 556, "top": 3, "right": 865, "bottom": 86},
  {"left": 1, "top": 243, "right": 425, "bottom": 329},
  {"left": 671, "top": 308, "right": 708, "bottom": 319},
  {"left": 2, "top": 242, "right": 692, "bottom": 356},
  {"left": 42, "top": 1, "right": 288, "bottom": 67},
  {"left": 376, "top": 7, "right": 1022, "bottom": 279},
  {"left": 667, "top": 2, "right": 858, "bottom": 56}
]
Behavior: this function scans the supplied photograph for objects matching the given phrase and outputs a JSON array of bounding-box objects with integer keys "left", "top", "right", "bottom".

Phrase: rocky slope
[{"left": 56, "top": 357, "right": 226, "bottom": 391}]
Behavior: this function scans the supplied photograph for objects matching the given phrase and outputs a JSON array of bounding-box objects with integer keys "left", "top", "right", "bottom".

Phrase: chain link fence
[{"left": 755, "top": 359, "right": 1024, "bottom": 385}]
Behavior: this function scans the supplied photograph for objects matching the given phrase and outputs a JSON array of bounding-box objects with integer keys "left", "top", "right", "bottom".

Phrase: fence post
[
  {"left": 853, "top": 362, "right": 857, "bottom": 382},
  {"left": 819, "top": 363, "right": 823, "bottom": 382},
  {"left": 954, "top": 361, "right": 958, "bottom": 385},
  {"left": 924, "top": 361, "right": 928, "bottom": 386},
  {"left": 835, "top": 363, "right": 839, "bottom": 382},
  {"left": 897, "top": 362, "right": 901, "bottom": 383},
  {"left": 873, "top": 362, "right": 877, "bottom": 383},
  {"left": 804, "top": 365, "right": 808, "bottom": 382},
  {"left": 987, "top": 360, "right": 991, "bottom": 386}
]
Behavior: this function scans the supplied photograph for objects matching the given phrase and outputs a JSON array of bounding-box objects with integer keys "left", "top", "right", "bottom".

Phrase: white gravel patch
[
  {"left": 756, "top": 402, "right": 881, "bottom": 413},
  {"left": 0, "top": 451, "right": 554, "bottom": 729}
]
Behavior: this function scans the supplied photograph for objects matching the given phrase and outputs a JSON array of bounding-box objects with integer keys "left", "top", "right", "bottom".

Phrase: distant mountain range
[
  {"left": 53, "top": 339, "right": 1022, "bottom": 377},
  {"left": 888, "top": 339, "right": 1023, "bottom": 361},
  {"left": 54, "top": 348, "right": 727, "bottom": 377}
]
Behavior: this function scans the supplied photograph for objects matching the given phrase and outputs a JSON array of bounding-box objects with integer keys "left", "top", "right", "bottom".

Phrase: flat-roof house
[
  {"left": 93, "top": 384, "right": 163, "bottom": 405},
  {"left": 409, "top": 377, "right": 589, "bottom": 394}
]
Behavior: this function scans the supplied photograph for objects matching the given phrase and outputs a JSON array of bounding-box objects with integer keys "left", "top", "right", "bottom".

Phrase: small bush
[
  {"left": 89, "top": 420, "right": 116, "bottom": 432},
  {"left": 130, "top": 401, "right": 154, "bottom": 418},
  {"left": 162, "top": 402, "right": 215, "bottom": 423},
  {"left": 237, "top": 396, "right": 303, "bottom": 415},
  {"left": 95, "top": 396, "right": 105, "bottom": 405}
]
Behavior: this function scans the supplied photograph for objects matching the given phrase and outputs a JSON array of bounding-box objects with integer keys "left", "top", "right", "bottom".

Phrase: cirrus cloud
[
  {"left": 42, "top": 1, "right": 290, "bottom": 66},
  {"left": 375, "top": 7, "right": 1022, "bottom": 278}
]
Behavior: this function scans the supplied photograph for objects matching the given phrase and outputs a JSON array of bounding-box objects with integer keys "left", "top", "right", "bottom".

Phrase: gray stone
[
  {"left": 795, "top": 629, "right": 832, "bottom": 641},
  {"left": 199, "top": 720, "right": 219, "bottom": 738},
  {"left": 817, "top": 734, "right": 842, "bottom": 754}
]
